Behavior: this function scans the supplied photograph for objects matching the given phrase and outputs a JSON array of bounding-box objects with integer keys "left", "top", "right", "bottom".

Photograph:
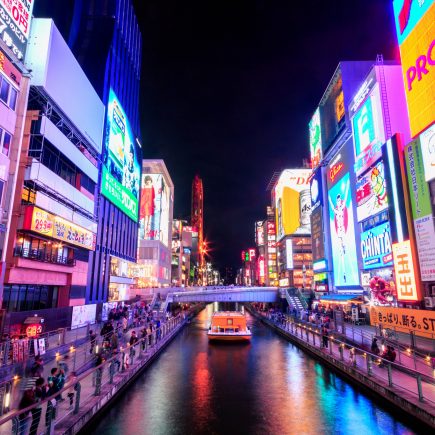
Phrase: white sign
[
  {"left": 286, "top": 239, "right": 293, "bottom": 269},
  {"left": 71, "top": 304, "right": 97, "bottom": 329},
  {"left": 420, "top": 124, "right": 435, "bottom": 182},
  {"left": 414, "top": 215, "right": 435, "bottom": 281}
]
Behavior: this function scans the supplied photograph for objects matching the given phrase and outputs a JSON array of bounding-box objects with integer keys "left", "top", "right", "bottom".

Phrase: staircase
[{"left": 285, "top": 289, "right": 305, "bottom": 312}]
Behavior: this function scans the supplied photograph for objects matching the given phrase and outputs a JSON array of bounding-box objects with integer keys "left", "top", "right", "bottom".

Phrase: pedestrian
[
  {"left": 18, "top": 389, "right": 35, "bottom": 435},
  {"left": 110, "top": 331, "right": 119, "bottom": 351},
  {"left": 30, "top": 355, "right": 44, "bottom": 378},
  {"left": 321, "top": 325, "right": 329, "bottom": 348},
  {"left": 122, "top": 316, "right": 128, "bottom": 333},
  {"left": 371, "top": 337, "right": 380, "bottom": 355},
  {"left": 140, "top": 328, "right": 147, "bottom": 351},
  {"left": 89, "top": 330, "right": 97, "bottom": 354},
  {"left": 30, "top": 377, "right": 46, "bottom": 435},
  {"left": 58, "top": 355, "right": 70, "bottom": 381}
]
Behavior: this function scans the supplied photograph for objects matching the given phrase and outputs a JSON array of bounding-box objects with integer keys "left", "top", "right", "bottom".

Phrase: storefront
[{"left": 317, "top": 294, "right": 366, "bottom": 324}]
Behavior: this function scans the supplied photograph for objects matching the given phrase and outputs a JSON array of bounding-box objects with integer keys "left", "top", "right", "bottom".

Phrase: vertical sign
[
  {"left": 285, "top": 239, "right": 293, "bottom": 269},
  {"left": 405, "top": 139, "right": 435, "bottom": 281},
  {"left": 392, "top": 240, "right": 419, "bottom": 301}
]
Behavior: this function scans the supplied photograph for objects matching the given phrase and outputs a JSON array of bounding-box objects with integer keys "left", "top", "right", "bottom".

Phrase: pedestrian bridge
[{"left": 167, "top": 286, "right": 279, "bottom": 305}]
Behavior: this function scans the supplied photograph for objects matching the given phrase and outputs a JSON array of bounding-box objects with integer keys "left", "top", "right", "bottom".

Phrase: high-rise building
[
  {"left": 1, "top": 19, "right": 104, "bottom": 332},
  {"left": 191, "top": 175, "right": 204, "bottom": 284},
  {"left": 133, "top": 160, "right": 174, "bottom": 297}
]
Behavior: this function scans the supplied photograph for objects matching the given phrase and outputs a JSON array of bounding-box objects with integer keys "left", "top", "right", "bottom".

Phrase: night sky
[
  {"left": 133, "top": 0, "right": 399, "bottom": 270},
  {"left": 34, "top": 1, "right": 400, "bottom": 271}
]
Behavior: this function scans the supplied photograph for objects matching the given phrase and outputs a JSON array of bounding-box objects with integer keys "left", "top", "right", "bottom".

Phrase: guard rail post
[
  {"left": 74, "top": 381, "right": 81, "bottom": 415},
  {"left": 339, "top": 344, "right": 344, "bottom": 361},
  {"left": 109, "top": 361, "right": 115, "bottom": 384},
  {"left": 387, "top": 363, "right": 393, "bottom": 387},
  {"left": 95, "top": 365, "right": 102, "bottom": 396},
  {"left": 367, "top": 355, "right": 372, "bottom": 375},
  {"left": 329, "top": 336, "right": 333, "bottom": 355},
  {"left": 416, "top": 375, "right": 424, "bottom": 402}
]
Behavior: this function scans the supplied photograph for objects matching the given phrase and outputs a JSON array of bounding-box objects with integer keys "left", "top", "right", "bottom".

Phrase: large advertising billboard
[
  {"left": 360, "top": 221, "right": 393, "bottom": 270},
  {"left": 0, "top": 0, "right": 34, "bottom": 61},
  {"left": 394, "top": 1, "right": 435, "bottom": 137},
  {"left": 405, "top": 138, "right": 435, "bottom": 281},
  {"left": 328, "top": 172, "right": 359, "bottom": 287},
  {"left": 101, "top": 89, "right": 140, "bottom": 221},
  {"left": 356, "top": 160, "right": 389, "bottom": 222},
  {"left": 311, "top": 207, "right": 325, "bottom": 263},
  {"left": 309, "top": 108, "right": 323, "bottom": 169},
  {"left": 310, "top": 168, "right": 323, "bottom": 211},
  {"left": 420, "top": 124, "right": 435, "bottom": 182},
  {"left": 274, "top": 169, "right": 311, "bottom": 240},
  {"left": 140, "top": 173, "right": 170, "bottom": 247},
  {"left": 255, "top": 221, "right": 265, "bottom": 246}
]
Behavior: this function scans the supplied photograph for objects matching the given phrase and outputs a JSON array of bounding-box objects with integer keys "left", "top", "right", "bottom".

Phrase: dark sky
[{"left": 132, "top": 0, "right": 399, "bottom": 270}]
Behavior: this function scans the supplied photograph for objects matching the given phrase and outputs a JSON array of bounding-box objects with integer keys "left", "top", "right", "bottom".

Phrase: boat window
[
  {"left": 226, "top": 328, "right": 234, "bottom": 333},
  {"left": 235, "top": 328, "right": 239, "bottom": 332}
]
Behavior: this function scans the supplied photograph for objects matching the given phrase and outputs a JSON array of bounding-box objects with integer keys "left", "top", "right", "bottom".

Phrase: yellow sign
[
  {"left": 399, "top": 3, "right": 435, "bottom": 137},
  {"left": 27, "top": 206, "right": 95, "bottom": 250},
  {"left": 369, "top": 306, "right": 435, "bottom": 337},
  {"left": 392, "top": 240, "right": 419, "bottom": 301}
]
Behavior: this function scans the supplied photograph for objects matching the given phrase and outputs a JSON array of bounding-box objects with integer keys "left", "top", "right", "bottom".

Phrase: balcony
[{"left": 13, "top": 247, "right": 76, "bottom": 267}]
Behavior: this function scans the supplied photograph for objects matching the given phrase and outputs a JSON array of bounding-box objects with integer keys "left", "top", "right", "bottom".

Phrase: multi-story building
[
  {"left": 171, "top": 219, "right": 193, "bottom": 287},
  {"left": 134, "top": 160, "right": 174, "bottom": 292},
  {"left": 1, "top": 19, "right": 104, "bottom": 332}
]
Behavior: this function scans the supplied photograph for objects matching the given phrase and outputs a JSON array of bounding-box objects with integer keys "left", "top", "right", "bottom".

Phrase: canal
[{"left": 92, "top": 306, "right": 418, "bottom": 435}]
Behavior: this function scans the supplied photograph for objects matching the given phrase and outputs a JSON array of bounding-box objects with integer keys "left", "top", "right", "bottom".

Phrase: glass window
[
  {"left": 51, "top": 287, "right": 58, "bottom": 308},
  {"left": 2, "top": 131, "right": 12, "bottom": 156},
  {"left": 0, "top": 78, "right": 9, "bottom": 103},
  {"left": 8, "top": 87, "right": 17, "bottom": 110},
  {"left": 18, "top": 285, "right": 27, "bottom": 312},
  {"left": 9, "top": 285, "right": 19, "bottom": 311}
]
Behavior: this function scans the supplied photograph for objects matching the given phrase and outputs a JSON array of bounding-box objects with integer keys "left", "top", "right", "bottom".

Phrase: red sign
[
  {"left": 329, "top": 162, "right": 344, "bottom": 183},
  {"left": 0, "top": 49, "right": 21, "bottom": 86},
  {"left": 26, "top": 324, "right": 42, "bottom": 338}
]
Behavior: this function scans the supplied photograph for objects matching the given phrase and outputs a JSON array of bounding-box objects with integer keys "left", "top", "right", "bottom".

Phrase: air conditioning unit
[{"left": 424, "top": 297, "right": 434, "bottom": 308}]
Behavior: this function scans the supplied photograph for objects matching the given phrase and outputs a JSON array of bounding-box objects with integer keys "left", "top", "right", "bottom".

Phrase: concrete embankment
[
  {"left": 57, "top": 306, "right": 204, "bottom": 435},
  {"left": 247, "top": 306, "right": 435, "bottom": 430}
]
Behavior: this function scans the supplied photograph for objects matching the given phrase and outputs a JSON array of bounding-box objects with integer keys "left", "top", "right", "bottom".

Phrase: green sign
[
  {"left": 405, "top": 139, "right": 432, "bottom": 220},
  {"left": 101, "top": 166, "right": 138, "bottom": 221}
]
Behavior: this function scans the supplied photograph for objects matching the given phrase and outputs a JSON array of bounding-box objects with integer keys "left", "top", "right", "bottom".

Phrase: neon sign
[
  {"left": 329, "top": 162, "right": 344, "bottom": 183},
  {"left": 360, "top": 222, "right": 393, "bottom": 270}
]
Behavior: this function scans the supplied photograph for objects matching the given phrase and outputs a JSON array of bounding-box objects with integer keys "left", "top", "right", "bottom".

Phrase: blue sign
[
  {"left": 360, "top": 221, "right": 393, "bottom": 270},
  {"left": 310, "top": 169, "right": 323, "bottom": 210},
  {"left": 353, "top": 97, "right": 376, "bottom": 157}
]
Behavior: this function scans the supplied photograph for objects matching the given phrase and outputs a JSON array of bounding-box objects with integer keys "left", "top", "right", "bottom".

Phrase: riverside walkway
[
  {"left": 248, "top": 306, "right": 435, "bottom": 428},
  {"left": 0, "top": 307, "right": 198, "bottom": 435}
]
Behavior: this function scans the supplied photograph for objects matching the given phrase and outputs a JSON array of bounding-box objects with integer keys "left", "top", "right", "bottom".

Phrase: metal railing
[
  {"left": 258, "top": 310, "right": 435, "bottom": 407},
  {"left": 0, "top": 314, "right": 185, "bottom": 434},
  {"left": 13, "top": 247, "right": 76, "bottom": 267}
]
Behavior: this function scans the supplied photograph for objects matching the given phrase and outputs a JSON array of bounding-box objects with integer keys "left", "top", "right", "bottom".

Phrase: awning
[{"left": 319, "top": 294, "right": 364, "bottom": 304}]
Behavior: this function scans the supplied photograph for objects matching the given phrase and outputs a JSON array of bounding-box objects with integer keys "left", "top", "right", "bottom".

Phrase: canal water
[{"left": 92, "top": 306, "right": 418, "bottom": 435}]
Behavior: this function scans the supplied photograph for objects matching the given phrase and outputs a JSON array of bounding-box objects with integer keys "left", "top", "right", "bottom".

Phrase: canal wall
[
  {"left": 57, "top": 305, "right": 204, "bottom": 435},
  {"left": 247, "top": 307, "right": 435, "bottom": 429}
]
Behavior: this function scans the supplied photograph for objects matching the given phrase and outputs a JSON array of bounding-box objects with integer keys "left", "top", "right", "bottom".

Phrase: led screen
[
  {"left": 397, "top": 2, "right": 435, "bottom": 137},
  {"left": 309, "top": 108, "right": 322, "bottom": 169},
  {"left": 101, "top": 89, "right": 140, "bottom": 221},
  {"left": 356, "top": 160, "right": 389, "bottom": 222},
  {"left": 360, "top": 221, "right": 393, "bottom": 270},
  {"left": 328, "top": 172, "right": 359, "bottom": 287},
  {"left": 275, "top": 169, "right": 311, "bottom": 240},
  {"left": 140, "top": 173, "right": 170, "bottom": 247}
]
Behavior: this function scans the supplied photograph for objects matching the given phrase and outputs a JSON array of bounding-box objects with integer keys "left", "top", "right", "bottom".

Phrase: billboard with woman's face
[{"left": 140, "top": 173, "right": 170, "bottom": 247}]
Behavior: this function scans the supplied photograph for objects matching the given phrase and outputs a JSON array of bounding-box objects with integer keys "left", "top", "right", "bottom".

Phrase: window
[
  {"left": 0, "top": 128, "right": 13, "bottom": 156},
  {"left": 9, "top": 87, "right": 17, "bottom": 111},
  {"left": 2, "top": 284, "right": 59, "bottom": 312},
  {"left": 0, "top": 78, "right": 9, "bottom": 103}
]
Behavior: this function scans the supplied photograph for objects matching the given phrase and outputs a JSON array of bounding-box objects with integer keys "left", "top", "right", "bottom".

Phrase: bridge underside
[{"left": 171, "top": 288, "right": 278, "bottom": 303}]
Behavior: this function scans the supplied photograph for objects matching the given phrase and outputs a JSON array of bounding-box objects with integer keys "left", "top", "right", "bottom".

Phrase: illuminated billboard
[
  {"left": 101, "top": 89, "right": 140, "bottom": 221},
  {"left": 23, "top": 206, "right": 96, "bottom": 250},
  {"left": 394, "top": 1, "right": 435, "bottom": 137},
  {"left": 309, "top": 108, "right": 322, "bottom": 169},
  {"left": 310, "top": 168, "right": 323, "bottom": 211},
  {"left": 360, "top": 222, "right": 393, "bottom": 270},
  {"left": 393, "top": 0, "right": 434, "bottom": 45},
  {"left": 328, "top": 172, "right": 359, "bottom": 287},
  {"left": 274, "top": 169, "right": 311, "bottom": 240},
  {"left": 140, "top": 173, "right": 170, "bottom": 247},
  {"left": 420, "top": 124, "right": 435, "bottom": 182},
  {"left": 392, "top": 240, "right": 419, "bottom": 301},
  {"left": 405, "top": 138, "right": 435, "bottom": 281},
  {"left": 356, "top": 160, "right": 389, "bottom": 222},
  {"left": 0, "top": 0, "right": 35, "bottom": 61},
  {"left": 311, "top": 208, "right": 324, "bottom": 263},
  {"left": 255, "top": 221, "right": 265, "bottom": 246},
  {"left": 285, "top": 239, "right": 293, "bottom": 269}
]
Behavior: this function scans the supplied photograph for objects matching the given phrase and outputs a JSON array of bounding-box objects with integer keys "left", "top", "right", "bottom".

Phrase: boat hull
[{"left": 208, "top": 333, "right": 251, "bottom": 341}]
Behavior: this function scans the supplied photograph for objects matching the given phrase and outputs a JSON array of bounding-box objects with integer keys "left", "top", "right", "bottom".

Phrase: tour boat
[{"left": 208, "top": 311, "right": 252, "bottom": 341}]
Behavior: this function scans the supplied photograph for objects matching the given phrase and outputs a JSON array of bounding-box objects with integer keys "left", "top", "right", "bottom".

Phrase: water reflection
[{"left": 93, "top": 306, "right": 417, "bottom": 435}]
